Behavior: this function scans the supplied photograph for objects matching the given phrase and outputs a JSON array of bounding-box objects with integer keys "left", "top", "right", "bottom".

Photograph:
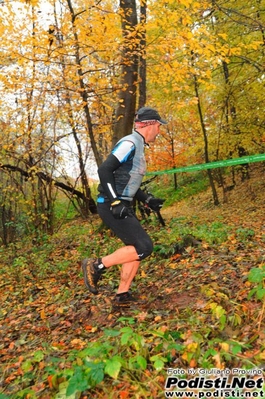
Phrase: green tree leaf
[
  {"left": 104, "top": 356, "right": 122, "bottom": 379},
  {"left": 248, "top": 267, "right": 265, "bottom": 283},
  {"left": 256, "top": 288, "right": 265, "bottom": 300},
  {"left": 33, "top": 350, "right": 44, "bottom": 362},
  {"left": 136, "top": 355, "right": 147, "bottom": 370},
  {"left": 66, "top": 367, "right": 89, "bottom": 396},
  {"left": 153, "top": 358, "right": 165, "bottom": 371}
]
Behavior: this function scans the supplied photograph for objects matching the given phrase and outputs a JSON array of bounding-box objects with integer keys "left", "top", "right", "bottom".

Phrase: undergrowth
[
  {"left": 0, "top": 173, "right": 265, "bottom": 398},
  {"left": 145, "top": 171, "right": 209, "bottom": 206}
]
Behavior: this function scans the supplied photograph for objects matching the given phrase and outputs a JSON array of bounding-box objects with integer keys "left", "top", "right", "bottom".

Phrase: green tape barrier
[{"left": 147, "top": 153, "right": 265, "bottom": 176}]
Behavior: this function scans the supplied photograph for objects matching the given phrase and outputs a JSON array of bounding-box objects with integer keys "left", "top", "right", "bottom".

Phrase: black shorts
[{"left": 97, "top": 202, "right": 153, "bottom": 260}]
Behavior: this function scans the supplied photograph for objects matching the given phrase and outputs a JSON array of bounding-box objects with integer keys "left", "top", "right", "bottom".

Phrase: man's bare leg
[
  {"left": 81, "top": 245, "right": 141, "bottom": 295},
  {"left": 101, "top": 246, "right": 140, "bottom": 293},
  {"left": 102, "top": 245, "right": 139, "bottom": 267},
  {"left": 117, "top": 260, "right": 140, "bottom": 294}
]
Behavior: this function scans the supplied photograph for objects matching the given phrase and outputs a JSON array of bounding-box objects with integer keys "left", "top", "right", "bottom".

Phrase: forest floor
[{"left": 0, "top": 164, "right": 264, "bottom": 398}]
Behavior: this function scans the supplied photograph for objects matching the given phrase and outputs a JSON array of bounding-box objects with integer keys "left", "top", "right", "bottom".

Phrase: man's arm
[
  {"left": 97, "top": 153, "right": 121, "bottom": 201},
  {"left": 98, "top": 140, "right": 136, "bottom": 202},
  {"left": 134, "top": 188, "right": 148, "bottom": 203}
]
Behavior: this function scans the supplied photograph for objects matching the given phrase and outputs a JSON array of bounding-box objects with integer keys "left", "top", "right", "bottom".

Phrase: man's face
[{"left": 147, "top": 121, "right": 161, "bottom": 143}]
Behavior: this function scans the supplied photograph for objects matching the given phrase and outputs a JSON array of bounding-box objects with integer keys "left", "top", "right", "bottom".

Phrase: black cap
[{"left": 135, "top": 106, "right": 167, "bottom": 125}]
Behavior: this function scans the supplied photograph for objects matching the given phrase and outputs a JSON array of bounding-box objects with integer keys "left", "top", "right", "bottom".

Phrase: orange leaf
[
  {"left": 189, "top": 358, "right": 197, "bottom": 368},
  {"left": 39, "top": 361, "right": 45, "bottom": 370},
  {"left": 8, "top": 341, "right": 15, "bottom": 350},
  {"left": 40, "top": 309, "right": 46, "bottom": 320},
  {"left": 84, "top": 325, "right": 93, "bottom": 331},
  {"left": 47, "top": 375, "right": 53, "bottom": 389},
  {"left": 47, "top": 375, "right": 58, "bottom": 389},
  {"left": 120, "top": 391, "right": 129, "bottom": 399}
]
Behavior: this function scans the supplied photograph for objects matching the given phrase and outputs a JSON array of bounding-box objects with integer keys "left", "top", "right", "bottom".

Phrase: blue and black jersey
[{"left": 97, "top": 130, "right": 147, "bottom": 203}]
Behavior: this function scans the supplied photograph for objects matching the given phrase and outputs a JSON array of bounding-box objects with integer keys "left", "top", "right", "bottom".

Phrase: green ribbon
[{"left": 147, "top": 153, "right": 265, "bottom": 176}]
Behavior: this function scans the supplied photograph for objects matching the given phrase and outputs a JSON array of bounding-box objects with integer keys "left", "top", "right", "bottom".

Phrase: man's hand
[
  {"left": 110, "top": 200, "right": 134, "bottom": 219},
  {"left": 145, "top": 197, "right": 165, "bottom": 212}
]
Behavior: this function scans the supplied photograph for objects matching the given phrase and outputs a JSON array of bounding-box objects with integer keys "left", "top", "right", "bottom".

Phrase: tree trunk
[
  {"left": 112, "top": 0, "right": 139, "bottom": 145},
  {"left": 66, "top": 0, "right": 101, "bottom": 167},
  {"left": 222, "top": 60, "right": 249, "bottom": 182},
  {"left": 138, "top": 0, "right": 147, "bottom": 108},
  {"left": 193, "top": 73, "right": 219, "bottom": 206},
  {"left": 62, "top": 0, "right": 100, "bottom": 216}
]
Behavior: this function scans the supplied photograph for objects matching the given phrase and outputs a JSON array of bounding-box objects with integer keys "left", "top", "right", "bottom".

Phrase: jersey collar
[{"left": 133, "top": 129, "right": 150, "bottom": 147}]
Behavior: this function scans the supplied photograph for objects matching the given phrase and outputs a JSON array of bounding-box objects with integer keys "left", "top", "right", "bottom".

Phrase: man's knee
[{"left": 135, "top": 237, "right": 153, "bottom": 260}]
